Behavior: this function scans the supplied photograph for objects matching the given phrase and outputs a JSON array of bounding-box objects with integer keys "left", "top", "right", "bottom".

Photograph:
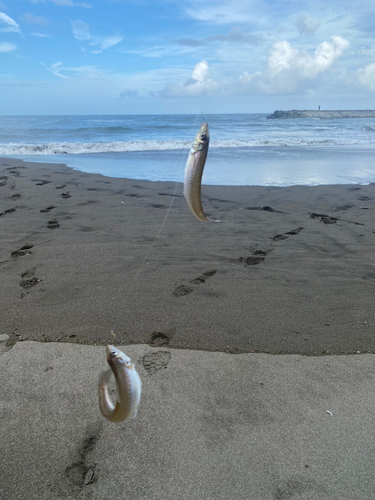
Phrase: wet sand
[{"left": 1, "top": 156, "right": 375, "bottom": 354}]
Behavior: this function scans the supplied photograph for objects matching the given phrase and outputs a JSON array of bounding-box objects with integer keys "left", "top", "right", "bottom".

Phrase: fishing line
[
  {"left": 131, "top": 179, "right": 179, "bottom": 284},
  {"left": 124, "top": 145, "right": 187, "bottom": 295}
]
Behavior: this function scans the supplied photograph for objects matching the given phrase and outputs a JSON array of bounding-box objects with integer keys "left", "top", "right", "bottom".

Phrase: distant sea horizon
[{"left": 1, "top": 113, "right": 375, "bottom": 187}]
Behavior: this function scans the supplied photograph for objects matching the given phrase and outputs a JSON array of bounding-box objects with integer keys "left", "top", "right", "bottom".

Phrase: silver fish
[
  {"left": 183, "top": 122, "right": 220, "bottom": 222},
  {"left": 98, "top": 345, "right": 142, "bottom": 423}
]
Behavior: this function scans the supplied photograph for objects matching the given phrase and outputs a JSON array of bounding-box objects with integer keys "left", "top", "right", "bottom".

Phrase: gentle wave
[
  {"left": 0, "top": 137, "right": 372, "bottom": 155},
  {"left": 0, "top": 125, "right": 134, "bottom": 135},
  {"left": 74, "top": 126, "right": 133, "bottom": 133}
]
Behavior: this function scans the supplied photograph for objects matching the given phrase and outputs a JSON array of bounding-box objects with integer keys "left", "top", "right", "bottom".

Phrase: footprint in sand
[
  {"left": 271, "top": 227, "right": 304, "bottom": 241},
  {"left": 245, "top": 206, "right": 288, "bottom": 214},
  {"left": 310, "top": 212, "right": 363, "bottom": 226},
  {"left": 40, "top": 205, "right": 56, "bottom": 213},
  {"left": 47, "top": 219, "right": 60, "bottom": 229},
  {"left": 232, "top": 250, "right": 269, "bottom": 266},
  {"left": 173, "top": 285, "right": 194, "bottom": 297},
  {"left": 150, "top": 204, "right": 167, "bottom": 209},
  {"left": 142, "top": 351, "right": 171, "bottom": 375},
  {"left": 126, "top": 193, "right": 144, "bottom": 198},
  {"left": 172, "top": 270, "right": 217, "bottom": 298},
  {"left": 56, "top": 184, "right": 66, "bottom": 189},
  {"left": 147, "top": 332, "right": 171, "bottom": 347},
  {"left": 12, "top": 244, "right": 33, "bottom": 258},
  {"left": 21, "top": 268, "right": 36, "bottom": 279},
  {"left": 0, "top": 208, "right": 16, "bottom": 216},
  {"left": 61, "top": 192, "right": 71, "bottom": 199},
  {"left": 20, "top": 277, "right": 40, "bottom": 289},
  {"left": 20, "top": 267, "right": 41, "bottom": 292}
]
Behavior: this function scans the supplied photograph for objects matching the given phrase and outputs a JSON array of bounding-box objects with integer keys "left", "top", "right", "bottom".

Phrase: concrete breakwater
[{"left": 267, "top": 110, "right": 375, "bottom": 119}]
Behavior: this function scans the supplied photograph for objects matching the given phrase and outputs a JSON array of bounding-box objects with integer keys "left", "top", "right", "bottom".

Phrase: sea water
[{"left": 0, "top": 114, "right": 374, "bottom": 186}]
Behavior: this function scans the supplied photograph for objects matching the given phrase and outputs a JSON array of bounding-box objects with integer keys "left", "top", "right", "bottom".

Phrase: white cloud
[
  {"left": 295, "top": 13, "right": 321, "bottom": 36},
  {"left": 91, "top": 34, "right": 123, "bottom": 53},
  {"left": 123, "top": 44, "right": 195, "bottom": 58},
  {"left": 41, "top": 60, "right": 105, "bottom": 79},
  {"left": 70, "top": 19, "right": 90, "bottom": 41},
  {"left": 161, "top": 60, "right": 228, "bottom": 97},
  {"left": 0, "top": 42, "right": 17, "bottom": 52},
  {"left": 32, "top": 32, "right": 51, "bottom": 38},
  {"left": 191, "top": 60, "right": 209, "bottom": 82},
  {"left": 41, "top": 61, "right": 70, "bottom": 78},
  {"left": 358, "top": 63, "right": 375, "bottom": 91},
  {"left": 159, "top": 36, "right": 350, "bottom": 98},
  {"left": 70, "top": 19, "right": 123, "bottom": 52},
  {"left": 0, "top": 11, "right": 22, "bottom": 34},
  {"left": 239, "top": 36, "right": 350, "bottom": 94}
]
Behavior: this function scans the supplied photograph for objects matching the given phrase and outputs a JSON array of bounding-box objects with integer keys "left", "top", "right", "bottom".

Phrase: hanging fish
[
  {"left": 98, "top": 345, "right": 142, "bottom": 423},
  {"left": 183, "top": 122, "right": 220, "bottom": 222}
]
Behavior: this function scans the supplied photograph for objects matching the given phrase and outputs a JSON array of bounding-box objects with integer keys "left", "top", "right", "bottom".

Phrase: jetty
[{"left": 266, "top": 110, "right": 375, "bottom": 119}]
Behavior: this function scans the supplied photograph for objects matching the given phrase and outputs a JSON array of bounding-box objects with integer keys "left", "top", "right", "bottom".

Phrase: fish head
[
  {"left": 106, "top": 345, "right": 133, "bottom": 369},
  {"left": 196, "top": 122, "right": 209, "bottom": 146}
]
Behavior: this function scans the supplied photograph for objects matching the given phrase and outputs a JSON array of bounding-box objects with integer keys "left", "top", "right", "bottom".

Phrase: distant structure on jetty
[{"left": 266, "top": 110, "right": 375, "bottom": 119}]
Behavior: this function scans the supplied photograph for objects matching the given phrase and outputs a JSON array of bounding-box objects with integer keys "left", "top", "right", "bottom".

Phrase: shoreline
[
  {"left": 1, "top": 157, "right": 375, "bottom": 355},
  {"left": 5, "top": 142, "right": 375, "bottom": 187}
]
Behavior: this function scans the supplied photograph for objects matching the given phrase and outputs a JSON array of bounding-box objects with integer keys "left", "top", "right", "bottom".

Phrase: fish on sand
[
  {"left": 183, "top": 122, "right": 220, "bottom": 222},
  {"left": 98, "top": 345, "right": 142, "bottom": 423}
]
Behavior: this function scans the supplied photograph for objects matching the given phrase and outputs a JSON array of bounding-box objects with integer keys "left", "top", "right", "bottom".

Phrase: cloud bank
[
  {"left": 160, "top": 36, "right": 350, "bottom": 98},
  {"left": 239, "top": 35, "right": 350, "bottom": 94}
]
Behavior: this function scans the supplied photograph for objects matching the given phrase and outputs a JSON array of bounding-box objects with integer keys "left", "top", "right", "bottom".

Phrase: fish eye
[
  {"left": 200, "top": 134, "right": 206, "bottom": 140},
  {"left": 111, "top": 351, "right": 116, "bottom": 355}
]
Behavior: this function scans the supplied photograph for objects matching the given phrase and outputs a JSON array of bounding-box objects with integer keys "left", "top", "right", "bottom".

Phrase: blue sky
[{"left": 0, "top": 0, "right": 374, "bottom": 114}]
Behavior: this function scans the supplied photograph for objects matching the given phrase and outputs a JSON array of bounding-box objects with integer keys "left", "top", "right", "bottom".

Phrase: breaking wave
[{"left": 0, "top": 137, "right": 370, "bottom": 155}]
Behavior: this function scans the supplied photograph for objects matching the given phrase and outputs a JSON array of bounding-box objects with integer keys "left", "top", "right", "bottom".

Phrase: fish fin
[{"left": 98, "top": 368, "right": 112, "bottom": 386}]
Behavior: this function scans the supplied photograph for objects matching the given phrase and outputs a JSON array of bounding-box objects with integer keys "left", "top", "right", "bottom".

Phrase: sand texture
[
  {"left": 2, "top": 342, "right": 375, "bottom": 500},
  {"left": 1, "top": 157, "right": 375, "bottom": 354}
]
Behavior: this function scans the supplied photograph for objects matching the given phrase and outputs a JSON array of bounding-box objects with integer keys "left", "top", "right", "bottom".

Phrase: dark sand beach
[{"left": 1, "top": 156, "right": 374, "bottom": 355}]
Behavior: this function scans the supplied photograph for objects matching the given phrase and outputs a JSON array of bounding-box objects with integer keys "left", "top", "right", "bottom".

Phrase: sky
[{"left": 0, "top": 0, "right": 374, "bottom": 114}]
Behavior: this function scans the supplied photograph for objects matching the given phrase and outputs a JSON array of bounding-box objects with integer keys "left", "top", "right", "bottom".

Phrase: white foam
[{"left": 0, "top": 137, "right": 371, "bottom": 156}]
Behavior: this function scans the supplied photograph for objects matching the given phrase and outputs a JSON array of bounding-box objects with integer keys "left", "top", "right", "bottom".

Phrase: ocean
[{"left": 1, "top": 113, "right": 375, "bottom": 186}]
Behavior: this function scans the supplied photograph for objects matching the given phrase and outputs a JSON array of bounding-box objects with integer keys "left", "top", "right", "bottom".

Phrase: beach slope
[{"left": 1, "top": 157, "right": 375, "bottom": 354}]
